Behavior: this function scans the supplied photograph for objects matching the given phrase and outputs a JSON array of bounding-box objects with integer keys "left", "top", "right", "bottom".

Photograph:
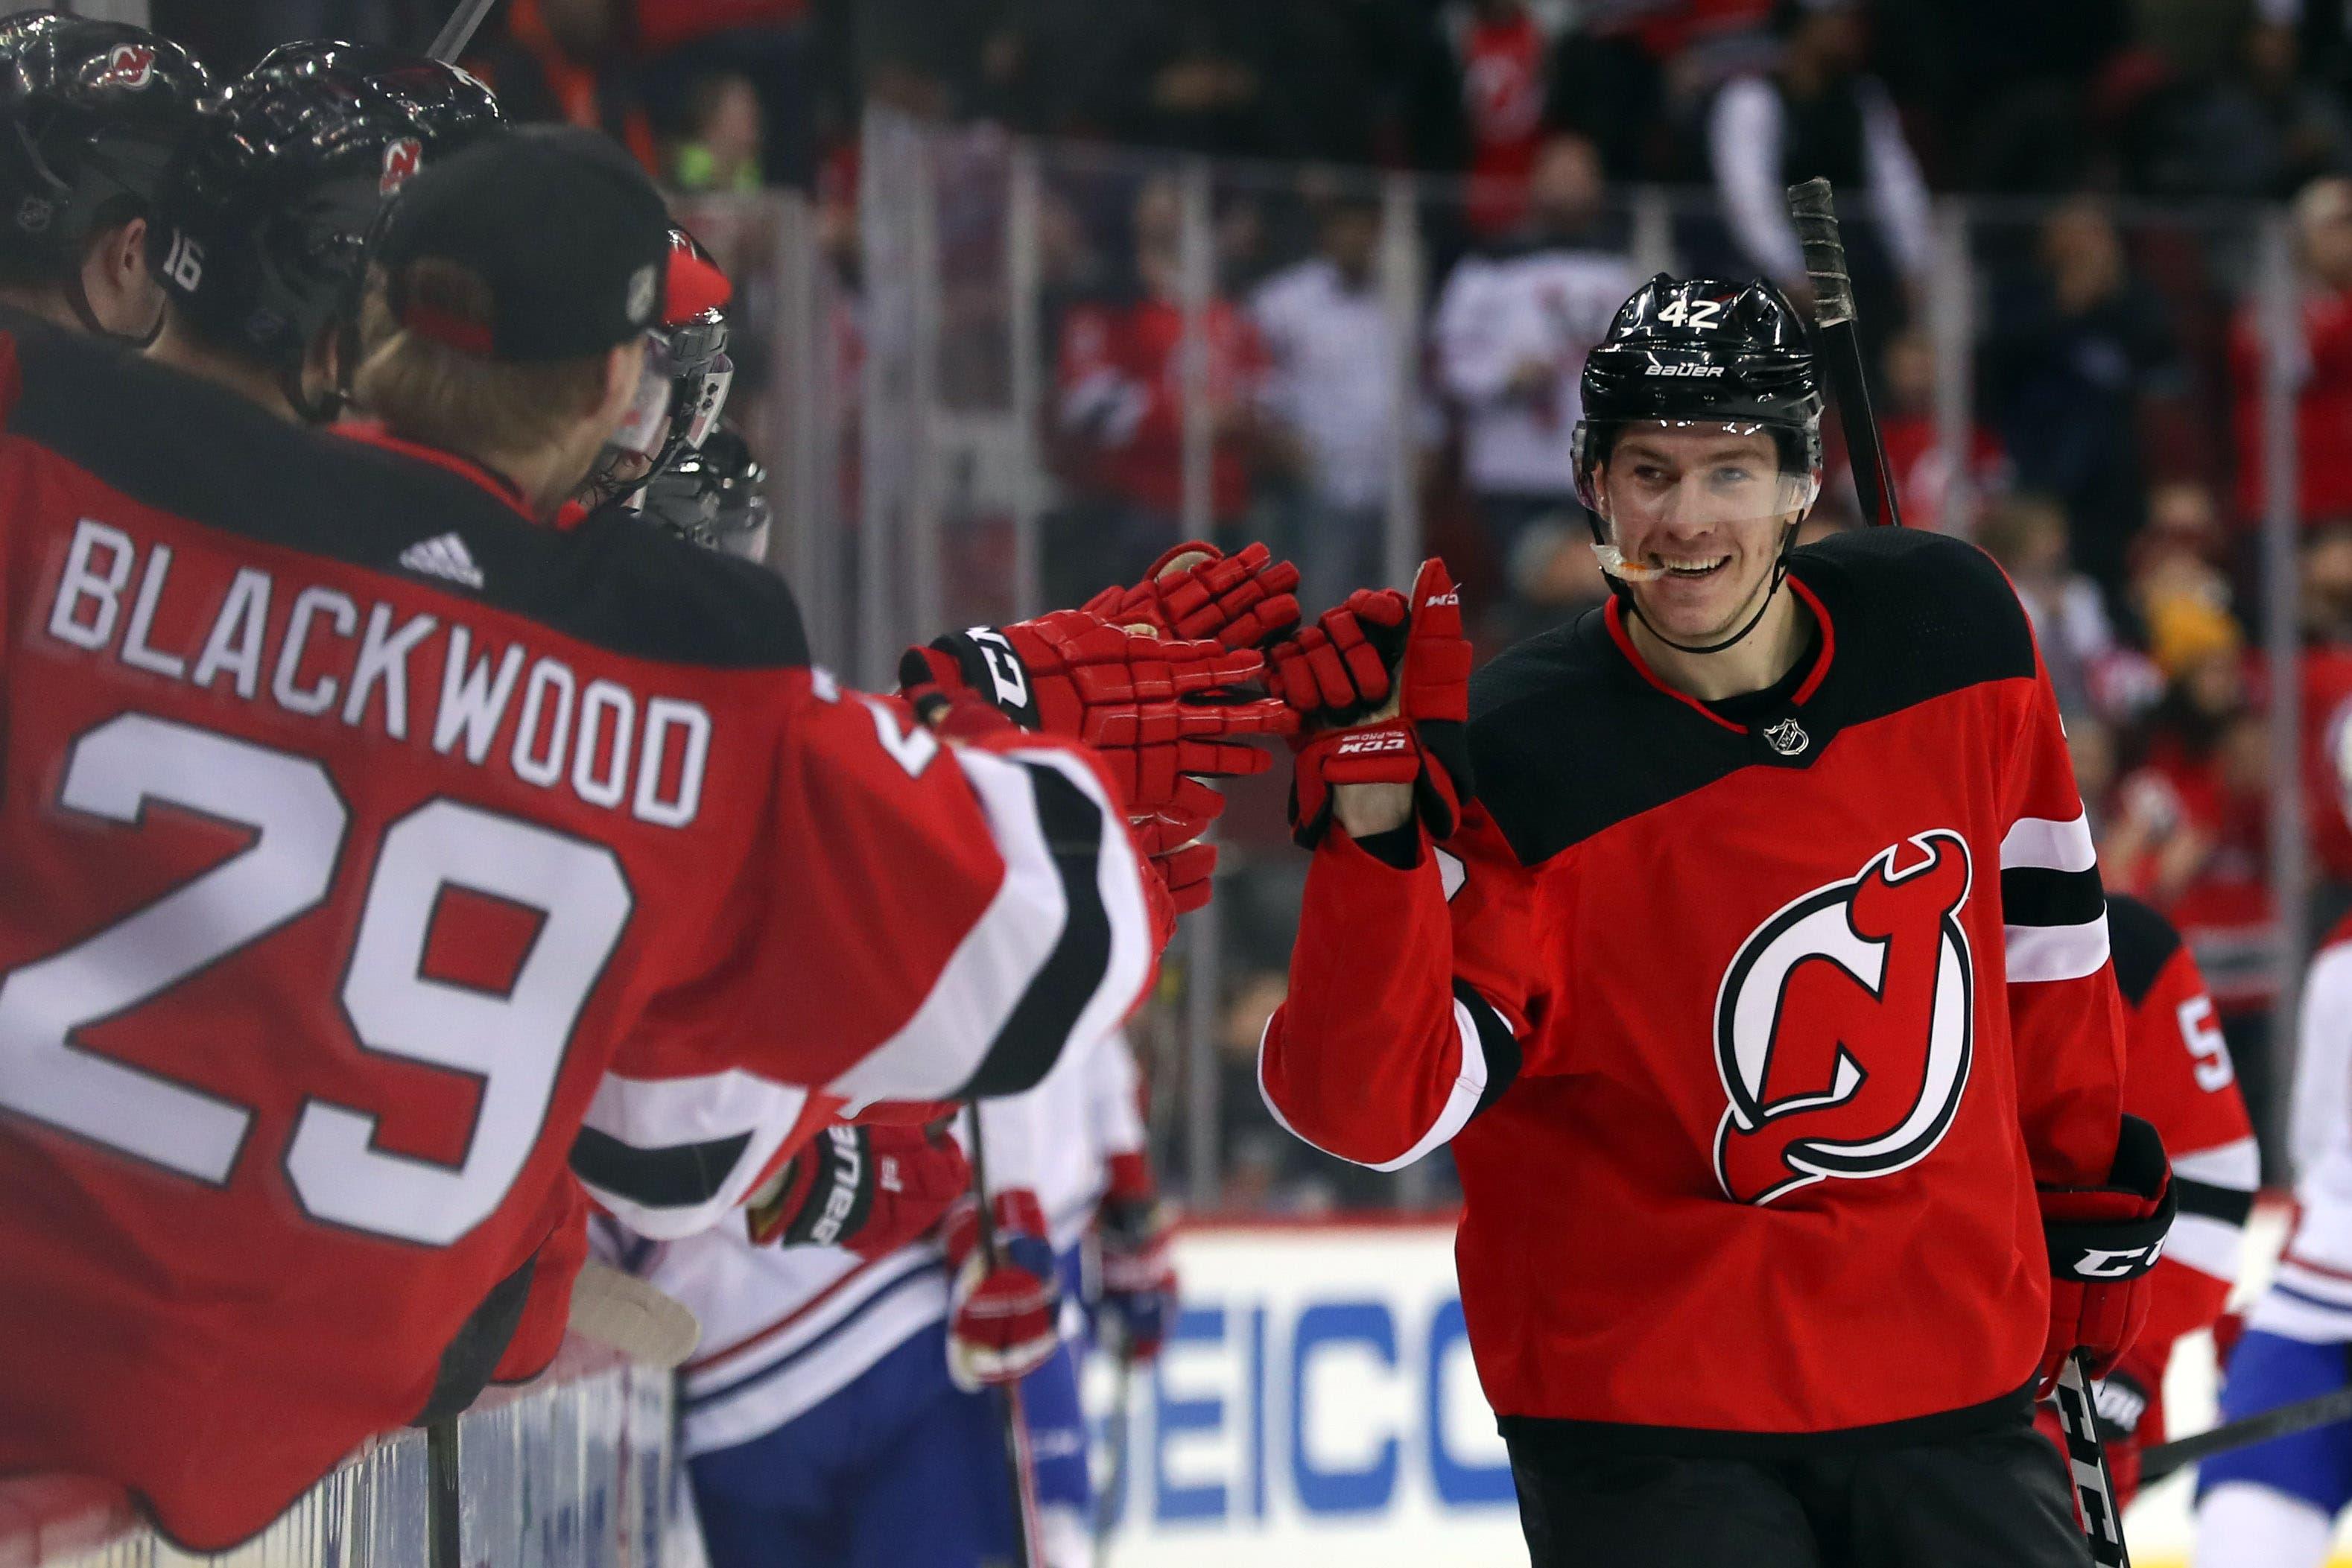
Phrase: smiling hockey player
[{"left": 1257, "top": 273, "right": 2173, "bottom": 1567}]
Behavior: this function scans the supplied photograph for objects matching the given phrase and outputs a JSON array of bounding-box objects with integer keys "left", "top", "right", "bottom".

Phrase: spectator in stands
[
  {"left": 1250, "top": 188, "right": 1398, "bottom": 609},
  {"left": 668, "top": 72, "right": 764, "bottom": 194},
  {"left": 1416, "top": 0, "right": 1553, "bottom": 239},
  {"left": 2233, "top": 176, "right": 2352, "bottom": 527},
  {"left": 2139, "top": 13, "right": 2352, "bottom": 199},
  {"left": 2300, "top": 523, "right": 2352, "bottom": 912},
  {"left": 1977, "top": 494, "right": 2119, "bottom": 718},
  {"left": 1047, "top": 174, "right": 1269, "bottom": 606},
  {"left": 460, "top": 0, "right": 659, "bottom": 172},
  {"left": 1430, "top": 134, "right": 1633, "bottom": 632},
  {"left": 1705, "top": 0, "right": 1930, "bottom": 333},
  {"left": 1874, "top": 326, "right": 2009, "bottom": 533},
  {"left": 1547, "top": 0, "right": 1778, "bottom": 183},
  {"left": 1983, "top": 196, "right": 2185, "bottom": 600}
]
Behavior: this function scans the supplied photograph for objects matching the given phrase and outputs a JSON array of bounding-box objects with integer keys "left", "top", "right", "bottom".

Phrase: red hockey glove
[
  {"left": 2037, "top": 1115, "right": 2175, "bottom": 1393},
  {"left": 746, "top": 1121, "right": 972, "bottom": 1259},
  {"left": 904, "top": 613, "right": 1295, "bottom": 815},
  {"left": 1096, "top": 1152, "right": 1178, "bottom": 1364},
  {"left": 945, "top": 1188, "right": 1063, "bottom": 1391},
  {"left": 1282, "top": 559, "right": 1474, "bottom": 848},
  {"left": 1083, "top": 541, "right": 1302, "bottom": 650}
]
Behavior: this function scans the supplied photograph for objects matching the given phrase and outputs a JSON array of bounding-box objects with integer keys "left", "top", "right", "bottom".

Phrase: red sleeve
[
  {"left": 1997, "top": 655, "right": 2128, "bottom": 1189},
  {"left": 1259, "top": 802, "right": 1542, "bottom": 1169},
  {"left": 2126, "top": 942, "right": 2257, "bottom": 1351},
  {"left": 573, "top": 673, "right": 1160, "bottom": 1237}
]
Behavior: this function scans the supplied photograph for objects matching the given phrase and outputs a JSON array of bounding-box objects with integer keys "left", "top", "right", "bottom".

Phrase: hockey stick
[
  {"left": 2054, "top": 1353, "right": 2134, "bottom": 1567},
  {"left": 968, "top": 1105, "right": 1045, "bottom": 1568},
  {"left": 426, "top": 1418, "right": 461, "bottom": 1568},
  {"left": 427, "top": 0, "right": 501, "bottom": 63},
  {"left": 1785, "top": 178, "right": 1901, "bottom": 530},
  {"left": 1093, "top": 1345, "right": 1135, "bottom": 1559},
  {"left": 2142, "top": 1381, "right": 2352, "bottom": 1484}
]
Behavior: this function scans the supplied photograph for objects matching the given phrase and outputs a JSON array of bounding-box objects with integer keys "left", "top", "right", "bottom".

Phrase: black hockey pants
[{"left": 1506, "top": 1415, "right": 2089, "bottom": 1567}]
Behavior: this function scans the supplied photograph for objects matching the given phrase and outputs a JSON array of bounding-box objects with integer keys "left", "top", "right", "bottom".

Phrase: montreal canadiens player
[
  {"left": 1256, "top": 273, "right": 2172, "bottom": 1565},
  {"left": 2029, "top": 892, "right": 2257, "bottom": 1502},
  {"left": 616, "top": 1025, "right": 1172, "bottom": 1568},
  {"left": 2193, "top": 738, "right": 2352, "bottom": 1564}
]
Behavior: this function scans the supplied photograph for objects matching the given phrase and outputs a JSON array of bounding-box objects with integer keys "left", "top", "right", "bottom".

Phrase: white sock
[{"left": 2193, "top": 1480, "right": 2336, "bottom": 1568}]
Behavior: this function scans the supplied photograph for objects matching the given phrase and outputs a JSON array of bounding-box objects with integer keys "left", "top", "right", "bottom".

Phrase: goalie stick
[{"left": 1785, "top": 177, "right": 1901, "bottom": 530}]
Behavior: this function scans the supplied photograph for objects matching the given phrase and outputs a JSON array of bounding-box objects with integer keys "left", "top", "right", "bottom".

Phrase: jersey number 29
[{"left": 0, "top": 714, "right": 633, "bottom": 1246}]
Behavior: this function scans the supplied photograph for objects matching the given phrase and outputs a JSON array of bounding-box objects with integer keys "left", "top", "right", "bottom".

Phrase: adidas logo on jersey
[{"left": 399, "top": 533, "right": 484, "bottom": 590}]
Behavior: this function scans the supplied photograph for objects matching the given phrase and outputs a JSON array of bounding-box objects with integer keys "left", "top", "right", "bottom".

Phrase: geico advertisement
[
  {"left": 1091, "top": 1222, "right": 1529, "bottom": 1566},
  {"left": 1099, "top": 1223, "right": 2240, "bottom": 1567}
]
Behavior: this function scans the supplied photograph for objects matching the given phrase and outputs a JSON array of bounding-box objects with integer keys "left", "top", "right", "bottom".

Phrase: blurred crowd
[{"left": 165, "top": 0, "right": 2352, "bottom": 1207}]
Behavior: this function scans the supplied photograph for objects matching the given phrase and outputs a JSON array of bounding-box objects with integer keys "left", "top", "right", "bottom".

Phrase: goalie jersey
[
  {"left": 0, "top": 313, "right": 1156, "bottom": 1548},
  {"left": 1262, "top": 527, "right": 2128, "bottom": 1447}
]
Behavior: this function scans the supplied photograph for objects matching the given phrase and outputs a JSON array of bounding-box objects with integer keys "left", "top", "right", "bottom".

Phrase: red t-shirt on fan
[{"left": 1460, "top": 9, "right": 1547, "bottom": 237}]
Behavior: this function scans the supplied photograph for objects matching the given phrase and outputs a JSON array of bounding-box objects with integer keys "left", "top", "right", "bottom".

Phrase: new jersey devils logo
[
  {"left": 95, "top": 44, "right": 156, "bottom": 89},
  {"left": 380, "top": 138, "right": 423, "bottom": 195},
  {"left": 1714, "top": 831, "right": 1975, "bottom": 1206}
]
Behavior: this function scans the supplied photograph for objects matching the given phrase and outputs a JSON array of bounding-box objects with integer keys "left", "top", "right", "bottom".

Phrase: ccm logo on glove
[
  {"left": 2065, "top": 1242, "right": 2166, "bottom": 1280},
  {"left": 1336, "top": 733, "right": 1411, "bottom": 755}
]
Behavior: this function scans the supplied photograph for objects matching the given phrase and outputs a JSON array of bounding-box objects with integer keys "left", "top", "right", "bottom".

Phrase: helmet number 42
[{"left": 1656, "top": 296, "right": 1722, "bottom": 330}]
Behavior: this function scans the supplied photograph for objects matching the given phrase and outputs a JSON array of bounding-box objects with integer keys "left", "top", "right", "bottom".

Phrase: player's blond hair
[{"left": 350, "top": 261, "right": 614, "bottom": 459}]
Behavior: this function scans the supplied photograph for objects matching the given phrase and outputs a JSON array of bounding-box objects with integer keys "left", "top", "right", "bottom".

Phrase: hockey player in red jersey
[
  {"left": 0, "top": 127, "right": 1215, "bottom": 1551},
  {"left": 2027, "top": 891, "right": 2257, "bottom": 1503},
  {"left": 1258, "top": 273, "right": 2173, "bottom": 1565},
  {"left": 0, "top": 11, "right": 210, "bottom": 340},
  {"left": 142, "top": 42, "right": 501, "bottom": 422}
]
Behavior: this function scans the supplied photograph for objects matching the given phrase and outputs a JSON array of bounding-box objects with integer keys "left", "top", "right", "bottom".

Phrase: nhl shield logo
[
  {"left": 1762, "top": 717, "right": 1809, "bottom": 757},
  {"left": 1714, "top": 830, "right": 1975, "bottom": 1205},
  {"left": 380, "top": 138, "right": 423, "bottom": 195},
  {"left": 95, "top": 44, "right": 156, "bottom": 89}
]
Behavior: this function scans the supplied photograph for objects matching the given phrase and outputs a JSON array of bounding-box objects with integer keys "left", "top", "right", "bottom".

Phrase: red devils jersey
[
  {"left": 0, "top": 317, "right": 1156, "bottom": 1548},
  {"left": 2105, "top": 893, "right": 2257, "bottom": 1361},
  {"left": 1264, "top": 527, "right": 2129, "bottom": 1447}
]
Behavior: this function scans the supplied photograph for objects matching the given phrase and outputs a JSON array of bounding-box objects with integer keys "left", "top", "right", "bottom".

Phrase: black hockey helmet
[
  {"left": 151, "top": 42, "right": 500, "bottom": 410},
  {"left": 638, "top": 423, "right": 769, "bottom": 558},
  {"left": 1571, "top": 273, "right": 1824, "bottom": 514},
  {"left": 0, "top": 12, "right": 209, "bottom": 298}
]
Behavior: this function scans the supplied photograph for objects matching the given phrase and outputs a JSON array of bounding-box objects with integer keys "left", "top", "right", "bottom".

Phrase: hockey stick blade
[
  {"left": 566, "top": 1258, "right": 702, "bottom": 1368},
  {"left": 428, "top": 0, "right": 501, "bottom": 63},
  {"left": 2141, "top": 1380, "right": 2352, "bottom": 1484},
  {"left": 1784, "top": 177, "right": 1902, "bottom": 530},
  {"left": 2055, "top": 1353, "right": 2134, "bottom": 1567}
]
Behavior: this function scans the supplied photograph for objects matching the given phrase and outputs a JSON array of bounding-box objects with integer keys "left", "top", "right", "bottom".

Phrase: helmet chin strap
[{"left": 1598, "top": 519, "right": 1801, "bottom": 658}]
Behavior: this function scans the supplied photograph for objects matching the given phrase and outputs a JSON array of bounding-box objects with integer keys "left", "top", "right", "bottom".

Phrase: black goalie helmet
[
  {"left": 151, "top": 42, "right": 500, "bottom": 393},
  {"left": 638, "top": 424, "right": 769, "bottom": 559},
  {"left": 0, "top": 12, "right": 210, "bottom": 282},
  {"left": 1571, "top": 273, "right": 1825, "bottom": 522}
]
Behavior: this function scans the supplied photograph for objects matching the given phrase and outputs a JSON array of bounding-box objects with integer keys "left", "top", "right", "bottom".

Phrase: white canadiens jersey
[
  {"left": 2251, "top": 918, "right": 2352, "bottom": 1339},
  {"left": 629, "top": 1028, "right": 1147, "bottom": 1456}
]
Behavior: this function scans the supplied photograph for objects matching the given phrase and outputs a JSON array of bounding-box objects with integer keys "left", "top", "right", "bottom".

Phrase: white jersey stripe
[
  {"left": 2000, "top": 811, "right": 2097, "bottom": 874},
  {"left": 2005, "top": 913, "right": 2111, "bottom": 983},
  {"left": 1258, "top": 991, "right": 1497, "bottom": 1172}
]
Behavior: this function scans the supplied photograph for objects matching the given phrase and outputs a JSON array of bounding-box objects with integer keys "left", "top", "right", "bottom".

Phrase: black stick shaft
[
  {"left": 1785, "top": 177, "right": 1902, "bottom": 530},
  {"left": 966, "top": 1104, "right": 1040, "bottom": 1568},
  {"left": 2055, "top": 1353, "right": 2134, "bottom": 1567},
  {"left": 426, "top": 1418, "right": 461, "bottom": 1568},
  {"left": 2142, "top": 1381, "right": 2352, "bottom": 1483},
  {"left": 428, "top": 0, "right": 501, "bottom": 63}
]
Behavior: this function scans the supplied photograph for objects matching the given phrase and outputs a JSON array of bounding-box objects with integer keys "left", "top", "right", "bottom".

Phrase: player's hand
[
  {"left": 1082, "top": 541, "right": 1302, "bottom": 651},
  {"left": 945, "top": 1189, "right": 1063, "bottom": 1391},
  {"left": 1096, "top": 1152, "right": 1178, "bottom": 1364},
  {"left": 745, "top": 1121, "right": 971, "bottom": 1259},
  {"left": 1277, "top": 559, "right": 1474, "bottom": 848},
  {"left": 2036, "top": 1116, "right": 2175, "bottom": 1393},
  {"left": 903, "top": 612, "right": 1297, "bottom": 817}
]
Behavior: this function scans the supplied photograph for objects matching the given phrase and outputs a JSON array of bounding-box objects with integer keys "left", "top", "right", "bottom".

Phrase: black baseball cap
[{"left": 375, "top": 125, "right": 670, "bottom": 363}]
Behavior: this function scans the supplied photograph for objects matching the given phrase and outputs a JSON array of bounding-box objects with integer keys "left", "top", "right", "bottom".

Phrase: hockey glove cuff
[
  {"left": 2036, "top": 1114, "right": 2175, "bottom": 1392},
  {"left": 1082, "top": 541, "right": 1303, "bottom": 650},
  {"left": 945, "top": 1189, "right": 1063, "bottom": 1391},
  {"left": 746, "top": 1121, "right": 972, "bottom": 1260}
]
